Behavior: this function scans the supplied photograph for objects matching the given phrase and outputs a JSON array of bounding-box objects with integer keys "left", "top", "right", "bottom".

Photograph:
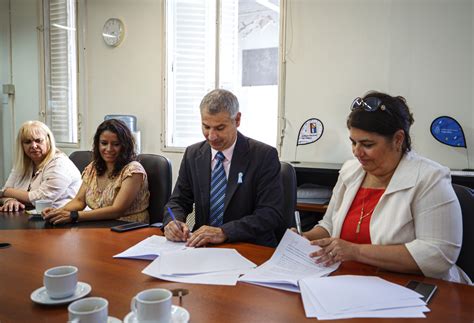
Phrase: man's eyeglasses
[
  {"left": 351, "top": 97, "right": 391, "bottom": 115},
  {"left": 22, "top": 138, "right": 45, "bottom": 145}
]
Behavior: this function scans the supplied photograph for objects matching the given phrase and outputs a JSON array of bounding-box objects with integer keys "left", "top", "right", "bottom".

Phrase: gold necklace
[{"left": 356, "top": 190, "right": 374, "bottom": 234}]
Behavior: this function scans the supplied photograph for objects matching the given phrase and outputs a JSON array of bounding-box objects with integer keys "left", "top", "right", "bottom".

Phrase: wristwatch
[{"left": 70, "top": 211, "right": 79, "bottom": 223}]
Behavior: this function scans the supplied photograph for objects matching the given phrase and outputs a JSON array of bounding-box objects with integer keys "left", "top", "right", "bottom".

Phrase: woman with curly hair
[{"left": 43, "top": 119, "right": 150, "bottom": 224}]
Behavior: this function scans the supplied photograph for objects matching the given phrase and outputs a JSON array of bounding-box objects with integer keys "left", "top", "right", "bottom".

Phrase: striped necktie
[{"left": 209, "top": 151, "right": 227, "bottom": 227}]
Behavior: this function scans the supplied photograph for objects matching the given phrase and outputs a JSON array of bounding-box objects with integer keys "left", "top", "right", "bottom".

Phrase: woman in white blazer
[{"left": 303, "top": 92, "right": 470, "bottom": 284}]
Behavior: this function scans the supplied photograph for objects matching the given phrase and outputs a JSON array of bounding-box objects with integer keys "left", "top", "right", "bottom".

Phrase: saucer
[
  {"left": 108, "top": 316, "right": 122, "bottom": 323},
  {"left": 30, "top": 282, "right": 92, "bottom": 305},
  {"left": 123, "top": 305, "right": 190, "bottom": 323}
]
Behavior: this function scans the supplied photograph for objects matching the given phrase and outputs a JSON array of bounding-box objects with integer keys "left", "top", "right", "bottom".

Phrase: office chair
[
  {"left": 275, "top": 161, "right": 297, "bottom": 241},
  {"left": 69, "top": 151, "right": 93, "bottom": 173},
  {"left": 452, "top": 183, "right": 474, "bottom": 281},
  {"left": 137, "top": 154, "right": 172, "bottom": 225}
]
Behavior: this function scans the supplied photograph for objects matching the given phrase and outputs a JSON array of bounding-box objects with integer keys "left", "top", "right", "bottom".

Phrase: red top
[{"left": 340, "top": 187, "right": 385, "bottom": 244}]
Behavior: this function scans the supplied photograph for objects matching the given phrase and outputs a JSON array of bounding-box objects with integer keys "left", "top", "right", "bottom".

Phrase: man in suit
[{"left": 163, "top": 89, "right": 284, "bottom": 247}]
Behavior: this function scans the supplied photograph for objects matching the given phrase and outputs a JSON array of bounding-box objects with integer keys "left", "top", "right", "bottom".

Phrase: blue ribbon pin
[{"left": 237, "top": 172, "right": 243, "bottom": 184}]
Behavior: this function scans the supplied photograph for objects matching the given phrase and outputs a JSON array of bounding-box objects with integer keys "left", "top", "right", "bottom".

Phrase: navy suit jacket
[{"left": 164, "top": 132, "right": 284, "bottom": 247}]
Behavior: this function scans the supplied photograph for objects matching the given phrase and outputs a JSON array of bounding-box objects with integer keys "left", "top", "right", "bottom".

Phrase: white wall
[
  {"left": 0, "top": 0, "right": 10, "bottom": 182},
  {"left": 281, "top": 0, "right": 473, "bottom": 169},
  {"left": 0, "top": 0, "right": 40, "bottom": 183}
]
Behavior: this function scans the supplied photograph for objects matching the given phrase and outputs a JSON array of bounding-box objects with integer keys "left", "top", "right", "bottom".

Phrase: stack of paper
[
  {"left": 142, "top": 248, "right": 256, "bottom": 286},
  {"left": 113, "top": 235, "right": 189, "bottom": 260},
  {"left": 300, "top": 275, "right": 429, "bottom": 319},
  {"left": 239, "top": 230, "right": 339, "bottom": 292}
]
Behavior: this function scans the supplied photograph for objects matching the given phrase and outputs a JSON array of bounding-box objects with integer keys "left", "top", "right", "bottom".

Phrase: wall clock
[{"left": 102, "top": 18, "right": 125, "bottom": 47}]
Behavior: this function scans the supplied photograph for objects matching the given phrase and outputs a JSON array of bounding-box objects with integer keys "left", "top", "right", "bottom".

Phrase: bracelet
[{"left": 70, "top": 211, "right": 79, "bottom": 223}]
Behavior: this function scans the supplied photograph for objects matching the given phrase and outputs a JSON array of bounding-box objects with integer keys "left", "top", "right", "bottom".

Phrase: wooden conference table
[{"left": 0, "top": 212, "right": 473, "bottom": 322}]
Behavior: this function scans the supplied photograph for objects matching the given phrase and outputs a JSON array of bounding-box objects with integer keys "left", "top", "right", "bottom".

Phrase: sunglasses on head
[{"left": 351, "top": 97, "right": 391, "bottom": 115}]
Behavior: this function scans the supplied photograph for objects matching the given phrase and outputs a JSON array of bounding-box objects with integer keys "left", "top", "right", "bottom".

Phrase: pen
[
  {"left": 167, "top": 207, "right": 182, "bottom": 231},
  {"left": 294, "top": 211, "right": 303, "bottom": 236}
]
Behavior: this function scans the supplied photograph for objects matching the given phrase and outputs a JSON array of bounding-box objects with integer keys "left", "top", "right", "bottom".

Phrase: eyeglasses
[
  {"left": 351, "top": 97, "right": 391, "bottom": 115},
  {"left": 22, "top": 138, "right": 45, "bottom": 145}
]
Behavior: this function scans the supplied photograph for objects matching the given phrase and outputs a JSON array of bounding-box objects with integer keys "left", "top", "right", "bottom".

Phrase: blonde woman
[{"left": 0, "top": 121, "right": 81, "bottom": 212}]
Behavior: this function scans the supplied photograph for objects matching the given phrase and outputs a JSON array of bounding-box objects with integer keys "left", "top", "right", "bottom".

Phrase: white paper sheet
[
  {"left": 159, "top": 248, "right": 256, "bottom": 275},
  {"left": 299, "top": 275, "right": 429, "bottom": 319},
  {"left": 142, "top": 255, "right": 253, "bottom": 285},
  {"left": 304, "top": 275, "right": 425, "bottom": 313},
  {"left": 239, "top": 229, "right": 339, "bottom": 291},
  {"left": 113, "top": 235, "right": 189, "bottom": 260}
]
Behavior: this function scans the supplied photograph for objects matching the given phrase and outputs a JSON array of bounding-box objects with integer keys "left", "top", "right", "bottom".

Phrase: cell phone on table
[
  {"left": 405, "top": 280, "right": 437, "bottom": 303},
  {"left": 111, "top": 222, "right": 149, "bottom": 232}
]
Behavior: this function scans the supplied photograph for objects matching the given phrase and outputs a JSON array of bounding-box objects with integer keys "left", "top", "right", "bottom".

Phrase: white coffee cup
[
  {"left": 43, "top": 265, "right": 78, "bottom": 299},
  {"left": 131, "top": 288, "right": 172, "bottom": 323},
  {"left": 35, "top": 199, "right": 52, "bottom": 213},
  {"left": 68, "top": 297, "right": 108, "bottom": 323}
]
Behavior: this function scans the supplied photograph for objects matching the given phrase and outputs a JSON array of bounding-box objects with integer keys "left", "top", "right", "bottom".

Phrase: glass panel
[{"left": 230, "top": 0, "right": 280, "bottom": 147}]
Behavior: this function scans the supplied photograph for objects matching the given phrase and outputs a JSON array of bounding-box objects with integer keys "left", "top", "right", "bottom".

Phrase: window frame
[
  {"left": 39, "top": 0, "right": 86, "bottom": 149},
  {"left": 161, "top": 0, "right": 285, "bottom": 153}
]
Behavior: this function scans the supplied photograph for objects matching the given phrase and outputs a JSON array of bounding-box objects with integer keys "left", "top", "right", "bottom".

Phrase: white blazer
[{"left": 317, "top": 152, "right": 471, "bottom": 284}]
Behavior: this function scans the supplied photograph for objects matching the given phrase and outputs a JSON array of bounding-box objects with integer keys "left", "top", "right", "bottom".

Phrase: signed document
[{"left": 239, "top": 229, "right": 339, "bottom": 292}]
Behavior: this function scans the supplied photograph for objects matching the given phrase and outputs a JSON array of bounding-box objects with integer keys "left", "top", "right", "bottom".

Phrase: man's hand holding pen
[
  {"left": 163, "top": 220, "right": 190, "bottom": 242},
  {"left": 164, "top": 207, "right": 228, "bottom": 247},
  {"left": 164, "top": 207, "right": 190, "bottom": 242}
]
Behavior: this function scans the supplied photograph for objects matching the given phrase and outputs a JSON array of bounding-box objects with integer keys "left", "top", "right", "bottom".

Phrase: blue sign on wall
[{"left": 430, "top": 116, "right": 466, "bottom": 148}]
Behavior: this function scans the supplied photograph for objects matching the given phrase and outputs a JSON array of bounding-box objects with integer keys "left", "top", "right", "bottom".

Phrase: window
[
  {"left": 165, "top": 0, "right": 280, "bottom": 149},
  {"left": 43, "top": 0, "right": 79, "bottom": 144}
]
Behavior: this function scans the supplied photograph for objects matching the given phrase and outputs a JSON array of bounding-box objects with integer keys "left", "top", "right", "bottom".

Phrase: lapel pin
[{"left": 237, "top": 172, "right": 243, "bottom": 184}]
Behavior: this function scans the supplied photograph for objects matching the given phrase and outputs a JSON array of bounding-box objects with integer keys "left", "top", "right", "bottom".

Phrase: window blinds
[{"left": 44, "top": 0, "right": 78, "bottom": 144}]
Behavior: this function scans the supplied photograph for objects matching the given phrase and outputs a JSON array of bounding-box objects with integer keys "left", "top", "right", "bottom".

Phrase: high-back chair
[
  {"left": 452, "top": 183, "right": 474, "bottom": 281},
  {"left": 69, "top": 150, "right": 93, "bottom": 173},
  {"left": 275, "top": 161, "right": 297, "bottom": 241},
  {"left": 137, "top": 154, "right": 172, "bottom": 225}
]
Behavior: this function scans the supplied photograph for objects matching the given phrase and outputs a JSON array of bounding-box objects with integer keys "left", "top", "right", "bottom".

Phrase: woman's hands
[
  {"left": 310, "top": 237, "right": 360, "bottom": 266},
  {"left": 0, "top": 199, "right": 25, "bottom": 212},
  {"left": 42, "top": 207, "right": 74, "bottom": 225}
]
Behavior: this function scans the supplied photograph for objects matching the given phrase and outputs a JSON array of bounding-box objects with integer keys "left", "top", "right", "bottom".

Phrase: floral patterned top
[{"left": 82, "top": 161, "right": 150, "bottom": 223}]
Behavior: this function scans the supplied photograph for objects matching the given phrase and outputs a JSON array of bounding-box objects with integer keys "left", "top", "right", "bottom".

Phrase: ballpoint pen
[{"left": 294, "top": 211, "right": 303, "bottom": 236}]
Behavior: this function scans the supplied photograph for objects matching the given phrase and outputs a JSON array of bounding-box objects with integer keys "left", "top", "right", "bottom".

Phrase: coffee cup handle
[{"left": 131, "top": 296, "right": 137, "bottom": 314}]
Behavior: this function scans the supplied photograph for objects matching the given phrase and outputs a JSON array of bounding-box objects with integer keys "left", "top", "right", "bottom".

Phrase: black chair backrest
[
  {"left": 137, "top": 154, "right": 172, "bottom": 224},
  {"left": 275, "top": 161, "right": 297, "bottom": 241},
  {"left": 452, "top": 183, "right": 474, "bottom": 281},
  {"left": 69, "top": 151, "right": 93, "bottom": 173}
]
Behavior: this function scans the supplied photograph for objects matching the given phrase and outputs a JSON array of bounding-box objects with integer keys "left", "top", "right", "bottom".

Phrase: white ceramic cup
[
  {"left": 68, "top": 297, "right": 108, "bottom": 323},
  {"left": 131, "top": 288, "right": 172, "bottom": 323},
  {"left": 35, "top": 200, "right": 52, "bottom": 213},
  {"left": 43, "top": 265, "right": 78, "bottom": 299}
]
